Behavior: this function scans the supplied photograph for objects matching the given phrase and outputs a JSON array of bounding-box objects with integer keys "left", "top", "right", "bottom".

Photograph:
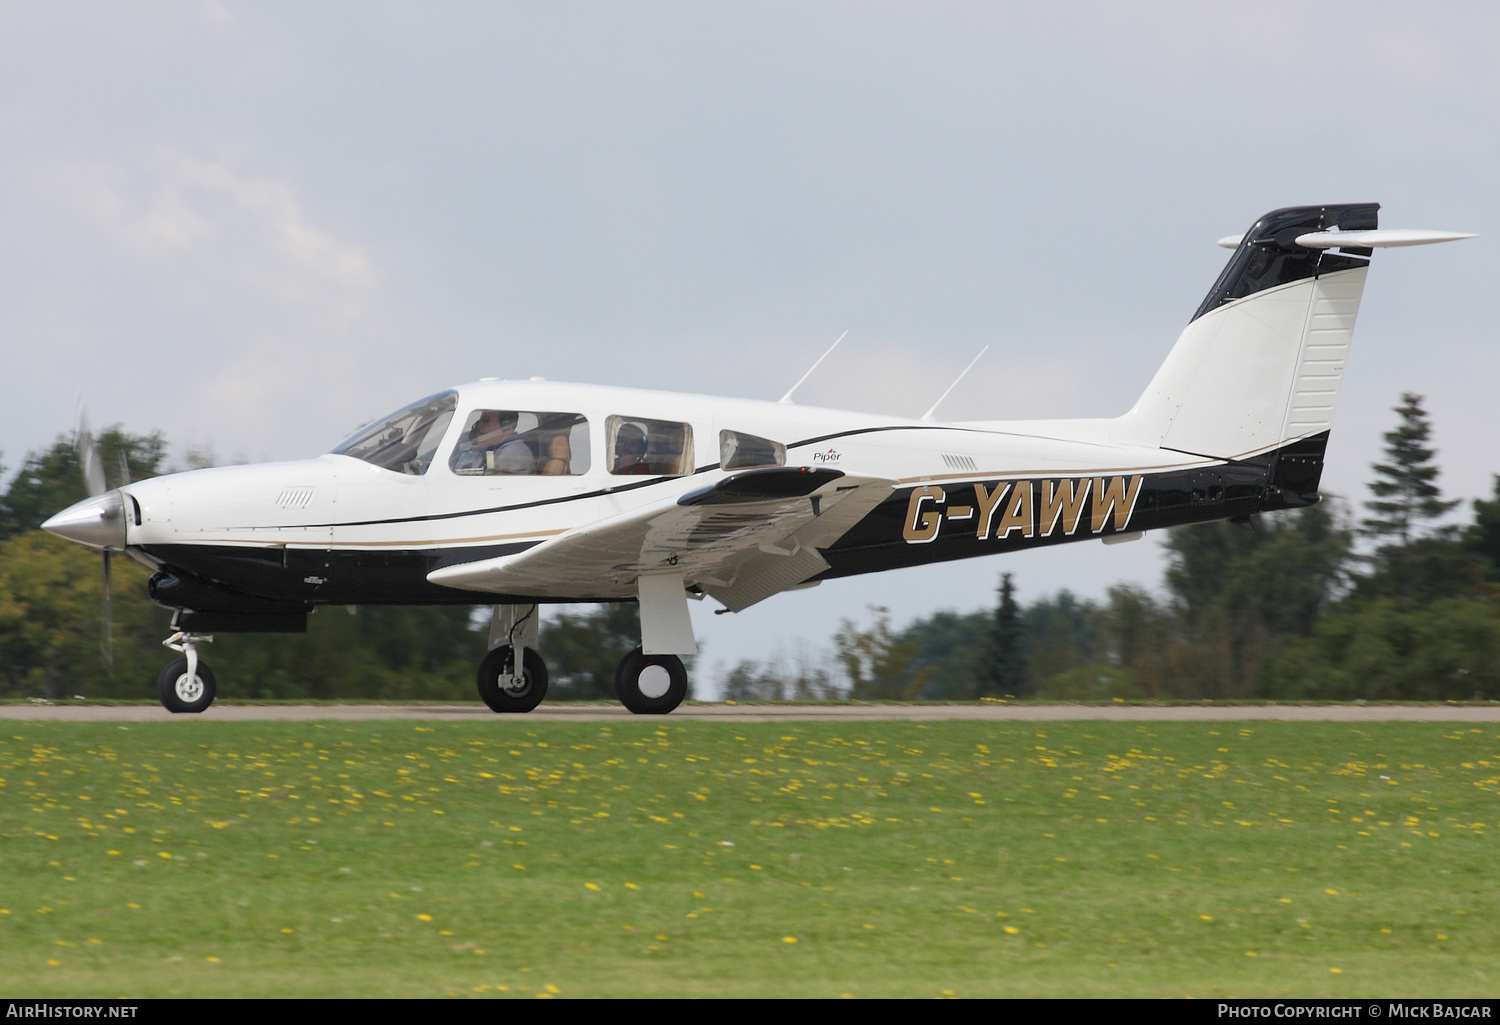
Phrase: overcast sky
[{"left": 3, "top": 2, "right": 1495, "bottom": 694}]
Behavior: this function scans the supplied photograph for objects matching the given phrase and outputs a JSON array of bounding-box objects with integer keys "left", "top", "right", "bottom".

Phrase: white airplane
[{"left": 43, "top": 204, "right": 1474, "bottom": 715}]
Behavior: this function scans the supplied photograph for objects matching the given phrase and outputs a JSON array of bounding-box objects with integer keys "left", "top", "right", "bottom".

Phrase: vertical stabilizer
[{"left": 1116, "top": 204, "right": 1378, "bottom": 459}]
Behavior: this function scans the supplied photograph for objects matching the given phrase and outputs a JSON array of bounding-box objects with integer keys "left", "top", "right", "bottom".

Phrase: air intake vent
[
  {"left": 941, "top": 453, "right": 977, "bottom": 471},
  {"left": 275, "top": 487, "right": 316, "bottom": 509}
]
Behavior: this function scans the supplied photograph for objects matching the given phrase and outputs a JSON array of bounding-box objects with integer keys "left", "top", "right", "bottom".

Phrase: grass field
[{"left": 2, "top": 718, "right": 1497, "bottom": 998}]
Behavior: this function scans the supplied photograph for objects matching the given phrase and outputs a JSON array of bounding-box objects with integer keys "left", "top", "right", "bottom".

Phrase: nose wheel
[
  {"left": 615, "top": 648, "right": 687, "bottom": 714},
  {"left": 158, "top": 630, "right": 216, "bottom": 713},
  {"left": 477, "top": 645, "right": 548, "bottom": 713}
]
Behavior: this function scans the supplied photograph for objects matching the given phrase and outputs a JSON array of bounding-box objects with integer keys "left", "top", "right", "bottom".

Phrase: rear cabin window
[
  {"left": 449, "top": 411, "right": 591, "bottom": 476},
  {"left": 720, "top": 430, "right": 785, "bottom": 470},
  {"left": 607, "top": 416, "right": 694, "bottom": 476}
]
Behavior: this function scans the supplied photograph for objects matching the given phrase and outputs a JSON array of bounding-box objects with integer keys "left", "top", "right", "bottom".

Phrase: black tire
[
  {"left": 477, "top": 646, "right": 548, "bottom": 713},
  {"left": 157, "top": 657, "right": 217, "bottom": 714},
  {"left": 614, "top": 648, "right": 687, "bottom": 714}
]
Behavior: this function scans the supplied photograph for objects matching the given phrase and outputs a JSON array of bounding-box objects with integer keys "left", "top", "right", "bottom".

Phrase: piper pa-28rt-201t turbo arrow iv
[{"left": 43, "top": 204, "right": 1476, "bottom": 715}]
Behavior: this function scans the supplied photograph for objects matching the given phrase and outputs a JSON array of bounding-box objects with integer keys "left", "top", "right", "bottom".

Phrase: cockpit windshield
[{"left": 331, "top": 391, "right": 457, "bottom": 475}]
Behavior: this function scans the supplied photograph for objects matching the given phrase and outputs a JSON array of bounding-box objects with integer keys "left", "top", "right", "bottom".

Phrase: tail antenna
[
  {"left": 921, "top": 346, "right": 989, "bottom": 422},
  {"left": 778, "top": 330, "right": 848, "bottom": 404}
]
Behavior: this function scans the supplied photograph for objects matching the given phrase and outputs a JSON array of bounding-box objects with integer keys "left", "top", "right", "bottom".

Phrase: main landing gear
[
  {"left": 478, "top": 600, "right": 692, "bottom": 715},
  {"left": 158, "top": 629, "right": 216, "bottom": 713},
  {"left": 615, "top": 648, "right": 687, "bottom": 715}
]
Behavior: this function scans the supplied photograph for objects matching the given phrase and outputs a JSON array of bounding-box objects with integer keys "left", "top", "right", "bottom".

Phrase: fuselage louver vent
[
  {"left": 275, "top": 487, "right": 316, "bottom": 509},
  {"left": 940, "top": 453, "right": 977, "bottom": 471}
]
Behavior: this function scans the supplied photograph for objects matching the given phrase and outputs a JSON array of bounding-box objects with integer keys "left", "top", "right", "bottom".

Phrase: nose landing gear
[
  {"left": 478, "top": 604, "right": 548, "bottom": 713},
  {"left": 477, "top": 644, "right": 548, "bottom": 712},
  {"left": 158, "top": 630, "right": 216, "bottom": 713}
]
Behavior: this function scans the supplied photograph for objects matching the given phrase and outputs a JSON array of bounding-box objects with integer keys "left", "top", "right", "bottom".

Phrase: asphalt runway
[{"left": 5, "top": 702, "right": 1500, "bottom": 723}]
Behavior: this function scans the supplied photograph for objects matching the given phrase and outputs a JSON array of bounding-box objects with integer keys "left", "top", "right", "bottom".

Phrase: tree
[
  {"left": 1020, "top": 590, "right": 1101, "bottom": 691},
  {"left": 1465, "top": 476, "right": 1500, "bottom": 582},
  {"left": 894, "top": 608, "right": 990, "bottom": 699},
  {"left": 0, "top": 531, "right": 172, "bottom": 699},
  {"left": 1160, "top": 503, "right": 1352, "bottom": 697},
  {"left": 1361, "top": 394, "right": 1459, "bottom": 550},
  {"left": 833, "top": 606, "right": 932, "bottom": 700},
  {"left": 1354, "top": 396, "right": 1486, "bottom": 603},
  {"left": 1261, "top": 599, "right": 1500, "bottom": 701},
  {"left": 975, "top": 572, "right": 1025, "bottom": 697}
]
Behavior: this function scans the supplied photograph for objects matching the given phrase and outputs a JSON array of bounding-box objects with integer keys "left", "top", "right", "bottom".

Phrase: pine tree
[
  {"left": 983, "top": 572, "right": 1027, "bottom": 696},
  {"left": 1466, "top": 476, "right": 1500, "bottom": 581},
  {"left": 1361, "top": 393, "right": 1458, "bottom": 550}
]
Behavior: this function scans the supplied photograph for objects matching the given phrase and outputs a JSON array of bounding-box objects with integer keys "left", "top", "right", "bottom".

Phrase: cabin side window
[
  {"left": 449, "top": 411, "right": 591, "bottom": 476},
  {"left": 719, "top": 430, "right": 785, "bottom": 470},
  {"left": 606, "top": 415, "right": 694, "bottom": 476},
  {"left": 331, "top": 391, "right": 457, "bottom": 475}
]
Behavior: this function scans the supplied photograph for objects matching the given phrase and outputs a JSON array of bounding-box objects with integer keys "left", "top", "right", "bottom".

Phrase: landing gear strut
[{"left": 159, "top": 630, "right": 216, "bottom": 713}]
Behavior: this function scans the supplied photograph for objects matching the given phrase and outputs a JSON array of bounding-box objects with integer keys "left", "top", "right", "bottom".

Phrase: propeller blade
[
  {"left": 116, "top": 450, "right": 131, "bottom": 487},
  {"left": 75, "top": 404, "right": 106, "bottom": 498},
  {"left": 100, "top": 550, "right": 114, "bottom": 673}
]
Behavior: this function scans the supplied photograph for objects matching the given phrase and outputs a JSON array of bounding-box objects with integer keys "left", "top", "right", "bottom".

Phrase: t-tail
[{"left": 999, "top": 203, "right": 1475, "bottom": 506}]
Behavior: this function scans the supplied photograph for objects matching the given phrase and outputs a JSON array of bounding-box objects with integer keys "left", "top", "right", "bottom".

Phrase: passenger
[
  {"left": 612, "top": 424, "right": 651, "bottom": 474},
  {"left": 539, "top": 434, "right": 571, "bottom": 475}
]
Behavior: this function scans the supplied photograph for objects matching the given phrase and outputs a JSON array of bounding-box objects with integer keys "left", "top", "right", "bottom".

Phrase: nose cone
[{"left": 42, "top": 490, "right": 127, "bottom": 550}]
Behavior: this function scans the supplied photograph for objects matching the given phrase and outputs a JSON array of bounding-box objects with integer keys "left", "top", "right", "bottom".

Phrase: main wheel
[
  {"left": 157, "top": 657, "right": 217, "bottom": 714},
  {"left": 615, "top": 648, "right": 687, "bottom": 714},
  {"left": 477, "top": 646, "right": 548, "bottom": 713}
]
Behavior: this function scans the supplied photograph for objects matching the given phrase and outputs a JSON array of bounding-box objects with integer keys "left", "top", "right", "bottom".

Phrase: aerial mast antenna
[
  {"left": 920, "top": 346, "right": 989, "bottom": 422},
  {"left": 778, "top": 330, "right": 848, "bottom": 404}
]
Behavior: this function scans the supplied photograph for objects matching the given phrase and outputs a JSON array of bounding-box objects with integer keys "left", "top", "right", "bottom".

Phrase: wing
[{"left": 427, "top": 466, "right": 895, "bottom": 610}]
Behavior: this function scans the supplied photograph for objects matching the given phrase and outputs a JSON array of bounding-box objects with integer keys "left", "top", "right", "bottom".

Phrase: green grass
[{"left": 2, "top": 719, "right": 1497, "bottom": 998}]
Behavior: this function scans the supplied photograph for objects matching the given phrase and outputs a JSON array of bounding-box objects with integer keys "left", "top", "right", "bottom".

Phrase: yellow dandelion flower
[
  {"left": 782, "top": 936, "right": 798, "bottom": 943},
  {"left": 1003, "top": 926, "right": 1019, "bottom": 934},
  {"left": 585, "top": 883, "right": 599, "bottom": 891},
  {"left": 417, "top": 914, "right": 432, "bottom": 921}
]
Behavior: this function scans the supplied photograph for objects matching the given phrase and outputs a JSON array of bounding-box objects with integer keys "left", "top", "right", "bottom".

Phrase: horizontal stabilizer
[
  {"left": 1293, "top": 229, "right": 1477, "bottom": 249},
  {"left": 1218, "top": 229, "right": 1476, "bottom": 250}
]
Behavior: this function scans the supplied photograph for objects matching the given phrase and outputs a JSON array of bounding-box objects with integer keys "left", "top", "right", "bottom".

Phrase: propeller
[{"left": 74, "top": 403, "right": 114, "bottom": 672}]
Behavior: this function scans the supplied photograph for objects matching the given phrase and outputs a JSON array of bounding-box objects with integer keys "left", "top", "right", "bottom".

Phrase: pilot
[
  {"left": 612, "top": 423, "right": 651, "bottom": 474},
  {"left": 455, "top": 410, "right": 533, "bottom": 474}
]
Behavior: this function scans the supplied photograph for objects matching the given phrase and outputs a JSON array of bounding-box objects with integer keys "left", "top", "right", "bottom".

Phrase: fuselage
[{"left": 101, "top": 378, "right": 1317, "bottom": 614}]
